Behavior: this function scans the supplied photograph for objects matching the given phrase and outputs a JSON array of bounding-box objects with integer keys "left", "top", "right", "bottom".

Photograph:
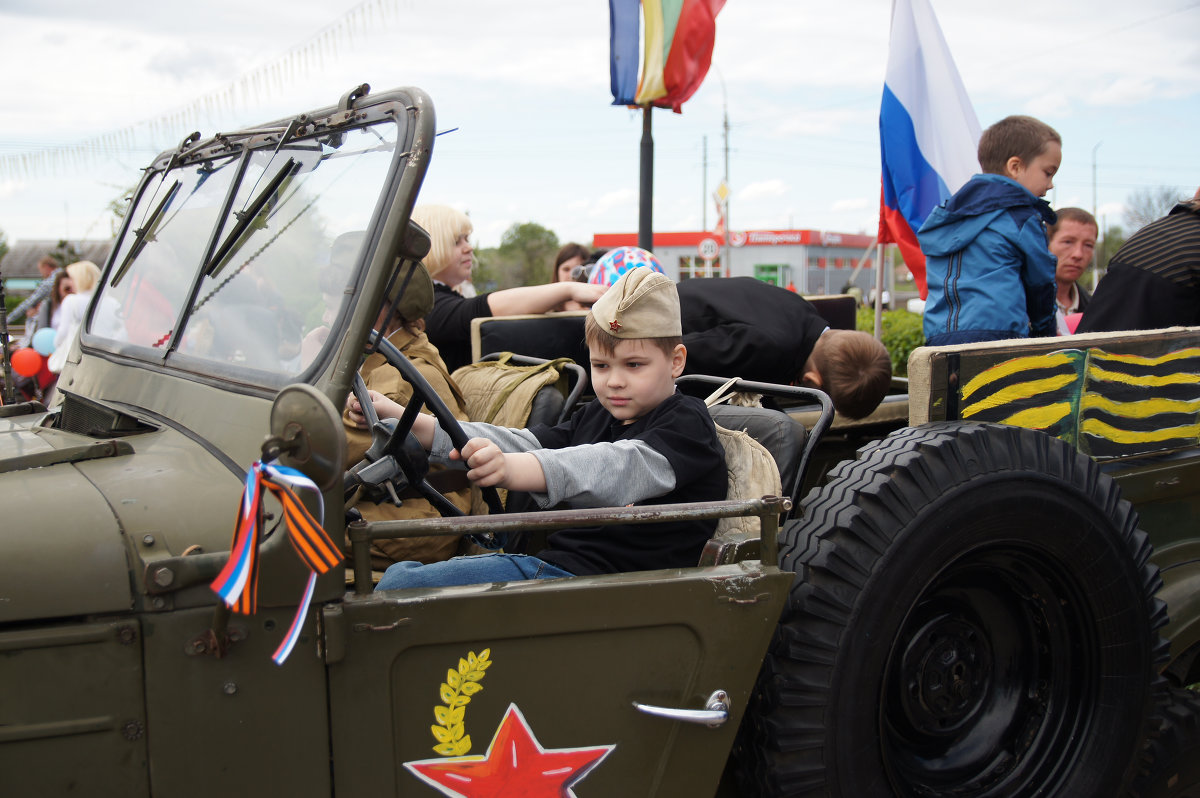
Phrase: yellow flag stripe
[
  {"left": 962, "top": 373, "right": 1078, "bottom": 416},
  {"left": 1081, "top": 393, "right": 1200, "bottom": 419},
  {"left": 961, "top": 351, "right": 1076, "bottom": 399},
  {"left": 1089, "top": 347, "right": 1200, "bottom": 367},
  {"left": 998, "top": 402, "right": 1073, "bottom": 429},
  {"left": 1087, "top": 365, "right": 1200, "bottom": 388},
  {"left": 1081, "top": 417, "right": 1200, "bottom": 445},
  {"left": 635, "top": 0, "right": 668, "bottom": 103}
]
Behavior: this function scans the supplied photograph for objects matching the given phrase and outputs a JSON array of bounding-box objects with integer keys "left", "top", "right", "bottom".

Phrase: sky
[{"left": 0, "top": 0, "right": 1197, "bottom": 253}]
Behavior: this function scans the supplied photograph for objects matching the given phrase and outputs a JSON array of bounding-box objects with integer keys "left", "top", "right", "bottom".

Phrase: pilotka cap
[{"left": 589, "top": 266, "right": 681, "bottom": 339}]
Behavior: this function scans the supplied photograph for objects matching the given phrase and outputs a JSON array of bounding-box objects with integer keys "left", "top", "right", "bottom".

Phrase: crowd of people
[
  {"left": 331, "top": 201, "right": 898, "bottom": 582},
  {"left": 346, "top": 164, "right": 1197, "bottom": 582},
  {"left": 4, "top": 255, "right": 80, "bottom": 400},
  {"left": 921, "top": 113, "right": 1199, "bottom": 345}
]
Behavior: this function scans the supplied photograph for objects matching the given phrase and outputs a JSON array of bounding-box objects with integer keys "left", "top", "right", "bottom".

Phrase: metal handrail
[{"left": 348, "top": 495, "right": 791, "bottom": 595}]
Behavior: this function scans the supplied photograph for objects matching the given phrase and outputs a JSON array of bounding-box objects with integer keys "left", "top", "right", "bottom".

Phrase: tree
[
  {"left": 471, "top": 247, "right": 502, "bottom": 293},
  {"left": 106, "top": 182, "right": 140, "bottom": 237},
  {"left": 49, "top": 240, "right": 82, "bottom": 268},
  {"left": 1124, "top": 186, "right": 1185, "bottom": 233},
  {"left": 495, "top": 222, "right": 560, "bottom": 289},
  {"left": 1098, "top": 224, "right": 1125, "bottom": 272}
]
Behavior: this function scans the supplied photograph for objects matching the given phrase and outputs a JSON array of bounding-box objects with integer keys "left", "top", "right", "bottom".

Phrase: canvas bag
[{"left": 451, "top": 354, "right": 574, "bottom": 515}]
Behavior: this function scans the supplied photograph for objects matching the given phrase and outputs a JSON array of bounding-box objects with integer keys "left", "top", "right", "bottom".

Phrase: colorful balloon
[
  {"left": 10, "top": 348, "right": 43, "bottom": 378},
  {"left": 588, "top": 246, "right": 665, "bottom": 287},
  {"left": 31, "top": 327, "right": 56, "bottom": 356}
]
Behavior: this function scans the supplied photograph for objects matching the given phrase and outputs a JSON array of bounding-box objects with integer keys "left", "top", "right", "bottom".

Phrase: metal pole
[
  {"left": 722, "top": 85, "right": 731, "bottom": 277},
  {"left": 638, "top": 106, "right": 654, "bottom": 252},
  {"left": 702, "top": 135, "right": 708, "bottom": 232},
  {"left": 0, "top": 267, "right": 14, "bottom": 405},
  {"left": 1091, "top": 141, "right": 1102, "bottom": 291},
  {"left": 873, "top": 242, "right": 885, "bottom": 340}
]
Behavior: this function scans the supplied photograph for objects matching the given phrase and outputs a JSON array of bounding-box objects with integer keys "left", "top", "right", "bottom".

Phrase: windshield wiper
[
  {"left": 204, "top": 157, "right": 297, "bottom": 278},
  {"left": 109, "top": 180, "right": 182, "bottom": 287}
]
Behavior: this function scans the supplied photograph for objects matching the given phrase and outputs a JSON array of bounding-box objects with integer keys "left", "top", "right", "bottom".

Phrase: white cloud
[
  {"left": 1087, "top": 77, "right": 1160, "bottom": 107},
  {"left": 0, "top": 0, "right": 1195, "bottom": 252},
  {"left": 739, "top": 179, "right": 787, "bottom": 202},
  {"left": 1024, "top": 92, "right": 1073, "bottom": 119},
  {"left": 589, "top": 189, "right": 638, "bottom": 218},
  {"left": 831, "top": 197, "right": 869, "bottom": 213},
  {"left": 1098, "top": 201, "right": 1126, "bottom": 225}
]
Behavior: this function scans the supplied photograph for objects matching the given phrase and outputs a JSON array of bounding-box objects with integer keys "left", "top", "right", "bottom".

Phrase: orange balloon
[{"left": 11, "top": 348, "right": 43, "bottom": 378}]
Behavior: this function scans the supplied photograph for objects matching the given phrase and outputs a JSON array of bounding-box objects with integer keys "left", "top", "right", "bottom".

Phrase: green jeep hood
[{"left": 0, "top": 412, "right": 243, "bottom": 623}]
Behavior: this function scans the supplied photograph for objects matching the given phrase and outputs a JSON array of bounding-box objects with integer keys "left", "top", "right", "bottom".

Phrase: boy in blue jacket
[{"left": 920, "top": 115, "right": 1061, "bottom": 346}]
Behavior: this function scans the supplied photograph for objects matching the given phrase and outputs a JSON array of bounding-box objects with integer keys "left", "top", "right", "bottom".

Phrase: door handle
[{"left": 632, "top": 690, "right": 729, "bottom": 728}]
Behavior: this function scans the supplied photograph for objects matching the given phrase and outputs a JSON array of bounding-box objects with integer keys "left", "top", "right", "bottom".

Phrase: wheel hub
[{"left": 900, "top": 615, "right": 991, "bottom": 733}]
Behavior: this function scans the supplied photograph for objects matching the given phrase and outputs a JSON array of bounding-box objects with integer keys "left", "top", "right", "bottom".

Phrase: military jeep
[{"left": 0, "top": 85, "right": 1191, "bottom": 797}]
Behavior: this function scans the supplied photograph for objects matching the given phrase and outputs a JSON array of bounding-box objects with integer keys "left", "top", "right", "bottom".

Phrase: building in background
[
  {"left": 2, "top": 239, "right": 113, "bottom": 294},
  {"left": 591, "top": 229, "right": 886, "bottom": 297}
]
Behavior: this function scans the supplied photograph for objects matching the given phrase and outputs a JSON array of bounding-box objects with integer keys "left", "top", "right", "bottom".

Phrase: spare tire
[
  {"left": 1131, "top": 686, "right": 1200, "bottom": 798},
  {"left": 734, "top": 421, "right": 1167, "bottom": 797}
]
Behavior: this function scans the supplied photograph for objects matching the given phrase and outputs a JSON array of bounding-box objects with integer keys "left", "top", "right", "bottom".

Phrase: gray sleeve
[
  {"left": 428, "top": 423, "right": 676, "bottom": 509},
  {"left": 10, "top": 276, "right": 54, "bottom": 322},
  {"left": 429, "top": 421, "right": 544, "bottom": 462},
  {"left": 533, "top": 439, "right": 675, "bottom": 508}
]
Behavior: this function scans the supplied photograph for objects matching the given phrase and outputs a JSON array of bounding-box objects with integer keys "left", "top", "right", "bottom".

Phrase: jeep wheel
[
  {"left": 735, "top": 421, "right": 1166, "bottom": 797},
  {"left": 1131, "top": 687, "right": 1200, "bottom": 797}
]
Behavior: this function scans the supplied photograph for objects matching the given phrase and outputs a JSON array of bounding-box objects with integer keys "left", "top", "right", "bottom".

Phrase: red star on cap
[
  {"left": 405, "top": 703, "right": 614, "bottom": 798},
  {"left": 609, "top": 320, "right": 622, "bottom": 332}
]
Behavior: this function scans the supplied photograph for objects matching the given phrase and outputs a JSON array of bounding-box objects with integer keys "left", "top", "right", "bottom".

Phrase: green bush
[{"left": 856, "top": 307, "right": 924, "bottom": 377}]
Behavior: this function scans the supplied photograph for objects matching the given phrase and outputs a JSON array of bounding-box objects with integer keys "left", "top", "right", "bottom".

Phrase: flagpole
[
  {"left": 638, "top": 106, "right": 653, "bottom": 252},
  {"left": 873, "top": 241, "right": 885, "bottom": 339}
]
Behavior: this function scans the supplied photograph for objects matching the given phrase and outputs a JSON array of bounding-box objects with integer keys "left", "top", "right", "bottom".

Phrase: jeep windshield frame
[{"left": 82, "top": 88, "right": 433, "bottom": 398}]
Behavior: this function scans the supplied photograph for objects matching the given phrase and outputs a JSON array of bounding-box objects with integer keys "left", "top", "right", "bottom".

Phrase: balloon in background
[
  {"left": 587, "top": 246, "right": 665, "bottom": 287},
  {"left": 11, "top": 348, "right": 43, "bottom": 378},
  {"left": 31, "top": 327, "right": 56, "bottom": 356}
]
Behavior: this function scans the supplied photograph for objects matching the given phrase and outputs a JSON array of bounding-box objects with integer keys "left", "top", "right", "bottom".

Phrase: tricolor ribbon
[{"left": 210, "top": 461, "right": 342, "bottom": 665}]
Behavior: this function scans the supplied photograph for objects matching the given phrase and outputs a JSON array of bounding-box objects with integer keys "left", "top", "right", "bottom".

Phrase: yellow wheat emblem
[{"left": 430, "top": 648, "right": 492, "bottom": 756}]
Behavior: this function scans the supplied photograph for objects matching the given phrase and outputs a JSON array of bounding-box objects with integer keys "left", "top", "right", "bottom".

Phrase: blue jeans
[{"left": 375, "top": 553, "right": 575, "bottom": 591}]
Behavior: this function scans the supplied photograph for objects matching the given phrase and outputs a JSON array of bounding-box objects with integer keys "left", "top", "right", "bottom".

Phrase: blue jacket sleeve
[{"left": 1018, "top": 219, "right": 1057, "bottom": 337}]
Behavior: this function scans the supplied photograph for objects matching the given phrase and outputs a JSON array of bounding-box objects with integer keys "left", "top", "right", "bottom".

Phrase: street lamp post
[
  {"left": 1091, "top": 141, "right": 1102, "bottom": 290},
  {"left": 713, "top": 66, "right": 731, "bottom": 278}
]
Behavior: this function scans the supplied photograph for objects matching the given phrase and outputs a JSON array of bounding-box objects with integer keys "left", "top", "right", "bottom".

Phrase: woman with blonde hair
[
  {"left": 53, "top": 260, "right": 101, "bottom": 353},
  {"left": 52, "top": 261, "right": 123, "bottom": 367},
  {"left": 414, "top": 205, "right": 606, "bottom": 372}
]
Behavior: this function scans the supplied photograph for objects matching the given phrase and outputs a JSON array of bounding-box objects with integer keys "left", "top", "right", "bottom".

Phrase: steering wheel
[{"left": 344, "top": 331, "right": 505, "bottom": 544}]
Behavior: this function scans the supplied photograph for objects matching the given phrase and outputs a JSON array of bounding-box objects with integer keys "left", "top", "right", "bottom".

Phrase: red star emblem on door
[{"left": 405, "top": 703, "right": 614, "bottom": 797}]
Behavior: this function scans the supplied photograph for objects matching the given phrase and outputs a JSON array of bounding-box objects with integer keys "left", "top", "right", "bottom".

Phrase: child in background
[
  {"left": 676, "top": 276, "right": 891, "bottom": 419},
  {"left": 920, "top": 115, "right": 1061, "bottom": 346},
  {"left": 350, "top": 267, "right": 728, "bottom": 590}
]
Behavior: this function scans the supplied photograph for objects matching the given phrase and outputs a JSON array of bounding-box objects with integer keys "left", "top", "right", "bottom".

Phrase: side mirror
[{"left": 267, "top": 384, "right": 346, "bottom": 492}]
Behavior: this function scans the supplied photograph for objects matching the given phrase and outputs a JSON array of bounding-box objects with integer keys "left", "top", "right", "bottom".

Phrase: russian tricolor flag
[
  {"left": 879, "top": 0, "right": 982, "bottom": 299},
  {"left": 610, "top": 0, "right": 726, "bottom": 112}
]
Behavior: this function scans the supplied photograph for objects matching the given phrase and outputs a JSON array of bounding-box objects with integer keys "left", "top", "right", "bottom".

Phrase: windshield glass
[{"left": 93, "top": 120, "right": 399, "bottom": 377}]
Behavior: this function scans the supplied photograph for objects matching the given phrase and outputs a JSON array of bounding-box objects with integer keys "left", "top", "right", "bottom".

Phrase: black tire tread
[{"left": 1131, "top": 687, "right": 1200, "bottom": 798}]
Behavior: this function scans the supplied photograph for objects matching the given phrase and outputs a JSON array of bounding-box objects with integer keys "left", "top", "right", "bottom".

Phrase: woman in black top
[{"left": 414, "top": 205, "right": 606, "bottom": 372}]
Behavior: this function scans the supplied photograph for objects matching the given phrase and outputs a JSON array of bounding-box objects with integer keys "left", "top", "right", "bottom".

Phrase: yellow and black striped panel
[
  {"left": 957, "top": 347, "right": 1200, "bottom": 459},
  {"left": 1079, "top": 348, "right": 1200, "bottom": 458},
  {"left": 960, "top": 350, "right": 1086, "bottom": 444}
]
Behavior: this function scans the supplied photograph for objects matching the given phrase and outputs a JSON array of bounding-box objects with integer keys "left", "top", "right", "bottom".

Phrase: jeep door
[{"left": 325, "top": 561, "right": 790, "bottom": 797}]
